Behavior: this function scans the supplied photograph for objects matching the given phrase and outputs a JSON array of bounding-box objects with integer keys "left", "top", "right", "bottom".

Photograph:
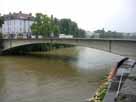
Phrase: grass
[{"left": 89, "top": 76, "right": 109, "bottom": 102}]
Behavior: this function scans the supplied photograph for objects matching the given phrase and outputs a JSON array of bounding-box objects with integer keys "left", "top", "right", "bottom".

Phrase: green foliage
[
  {"left": 99, "top": 83, "right": 108, "bottom": 101},
  {"left": 78, "top": 29, "right": 86, "bottom": 37},
  {"left": 0, "top": 32, "right": 3, "bottom": 49},
  {"left": 94, "top": 28, "right": 105, "bottom": 35},
  {"left": 59, "top": 19, "right": 77, "bottom": 35},
  {"left": 55, "top": 18, "right": 86, "bottom": 37},
  {"left": 31, "top": 13, "right": 86, "bottom": 38},
  {"left": 94, "top": 28, "right": 124, "bottom": 38},
  {"left": 0, "top": 16, "right": 4, "bottom": 27},
  {"left": 0, "top": 32, "right": 2, "bottom": 38},
  {"left": 31, "top": 13, "right": 54, "bottom": 37}
]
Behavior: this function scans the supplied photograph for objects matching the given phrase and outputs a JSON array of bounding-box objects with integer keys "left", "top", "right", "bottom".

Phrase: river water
[{"left": 0, "top": 47, "right": 123, "bottom": 102}]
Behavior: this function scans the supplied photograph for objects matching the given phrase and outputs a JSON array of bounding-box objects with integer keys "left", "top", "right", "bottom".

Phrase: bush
[{"left": 0, "top": 32, "right": 2, "bottom": 38}]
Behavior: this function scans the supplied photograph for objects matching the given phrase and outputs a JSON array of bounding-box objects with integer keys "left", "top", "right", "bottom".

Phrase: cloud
[{"left": 1, "top": 0, "right": 136, "bottom": 32}]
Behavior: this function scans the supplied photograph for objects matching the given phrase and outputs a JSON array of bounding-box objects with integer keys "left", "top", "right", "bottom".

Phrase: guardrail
[{"left": 115, "top": 69, "right": 124, "bottom": 101}]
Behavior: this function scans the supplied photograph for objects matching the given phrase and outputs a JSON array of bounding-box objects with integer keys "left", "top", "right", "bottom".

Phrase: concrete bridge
[{"left": 1, "top": 38, "right": 136, "bottom": 57}]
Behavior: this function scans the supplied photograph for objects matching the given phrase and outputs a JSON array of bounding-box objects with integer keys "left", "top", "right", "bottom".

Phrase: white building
[{"left": 2, "top": 11, "right": 34, "bottom": 38}]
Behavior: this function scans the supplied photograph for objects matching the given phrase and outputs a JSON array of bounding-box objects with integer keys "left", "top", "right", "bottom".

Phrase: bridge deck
[{"left": 1, "top": 38, "right": 136, "bottom": 57}]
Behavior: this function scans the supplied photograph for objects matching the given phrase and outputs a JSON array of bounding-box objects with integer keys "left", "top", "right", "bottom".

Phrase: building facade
[{"left": 2, "top": 11, "right": 34, "bottom": 38}]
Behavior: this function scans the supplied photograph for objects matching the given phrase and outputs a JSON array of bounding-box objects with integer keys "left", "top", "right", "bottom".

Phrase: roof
[{"left": 3, "top": 11, "right": 34, "bottom": 21}]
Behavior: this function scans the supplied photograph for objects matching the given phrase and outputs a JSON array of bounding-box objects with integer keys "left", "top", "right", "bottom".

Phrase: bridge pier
[{"left": 109, "top": 40, "right": 112, "bottom": 53}]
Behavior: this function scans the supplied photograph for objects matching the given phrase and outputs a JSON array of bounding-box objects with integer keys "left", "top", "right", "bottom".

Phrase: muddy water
[{"left": 0, "top": 47, "right": 122, "bottom": 102}]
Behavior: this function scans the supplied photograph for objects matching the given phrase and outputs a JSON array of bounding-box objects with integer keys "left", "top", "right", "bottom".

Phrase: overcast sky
[{"left": 0, "top": 0, "right": 136, "bottom": 32}]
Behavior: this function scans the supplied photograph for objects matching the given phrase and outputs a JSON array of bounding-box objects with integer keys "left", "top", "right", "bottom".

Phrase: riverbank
[{"left": 87, "top": 75, "right": 108, "bottom": 102}]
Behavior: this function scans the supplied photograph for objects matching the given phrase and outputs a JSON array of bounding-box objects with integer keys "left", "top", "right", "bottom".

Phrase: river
[{"left": 0, "top": 47, "right": 123, "bottom": 102}]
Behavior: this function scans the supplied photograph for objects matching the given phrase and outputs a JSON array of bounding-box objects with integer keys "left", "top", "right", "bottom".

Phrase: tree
[
  {"left": 0, "top": 16, "right": 3, "bottom": 49},
  {"left": 93, "top": 29, "right": 124, "bottom": 38},
  {"left": 58, "top": 18, "right": 85, "bottom": 37},
  {"left": 31, "top": 13, "right": 60, "bottom": 38},
  {"left": 31, "top": 13, "right": 86, "bottom": 38},
  {"left": 78, "top": 29, "right": 86, "bottom": 37},
  {"left": 52, "top": 25, "right": 60, "bottom": 37},
  {"left": 0, "top": 16, "right": 4, "bottom": 27},
  {"left": 31, "top": 13, "right": 52, "bottom": 37},
  {"left": 50, "top": 16, "right": 60, "bottom": 37},
  {"left": 94, "top": 28, "right": 105, "bottom": 38}
]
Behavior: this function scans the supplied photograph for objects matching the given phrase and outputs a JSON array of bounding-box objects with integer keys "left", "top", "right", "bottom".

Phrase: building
[{"left": 2, "top": 11, "right": 34, "bottom": 38}]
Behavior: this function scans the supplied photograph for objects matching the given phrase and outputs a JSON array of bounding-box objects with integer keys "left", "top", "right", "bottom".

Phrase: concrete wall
[{"left": 2, "top": 38, "right": 136, "bottom": 57}]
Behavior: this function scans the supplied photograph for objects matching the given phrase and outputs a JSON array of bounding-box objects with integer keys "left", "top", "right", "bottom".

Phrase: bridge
[{"left": 1, "top": 38, "right": 136, "bottom": 58}]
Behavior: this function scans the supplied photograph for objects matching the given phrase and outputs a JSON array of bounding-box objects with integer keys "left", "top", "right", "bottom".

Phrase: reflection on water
[
  {"left": 75, "top": 47, "right": 123, "bottom": 69},
  {"left": 0, "top": 47, "right": 122, "bottom": 102}
]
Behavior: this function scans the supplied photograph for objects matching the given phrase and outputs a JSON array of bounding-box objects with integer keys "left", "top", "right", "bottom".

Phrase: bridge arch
[
  {"left": 2, "top": 38, "right": 136, "bottom": 57},
  {"left": 2, "top": 42, "right": 74, "bottom": 54}
]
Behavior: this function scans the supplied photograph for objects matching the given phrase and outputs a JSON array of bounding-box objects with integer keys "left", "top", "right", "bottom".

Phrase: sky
[{"left": 0, "top": 0, "right": 136, "bottom": 33}]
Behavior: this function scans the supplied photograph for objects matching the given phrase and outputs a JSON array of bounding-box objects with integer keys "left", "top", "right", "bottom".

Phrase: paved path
[{"left": 103, "top": 58, "right": 136, "bottom": 102}]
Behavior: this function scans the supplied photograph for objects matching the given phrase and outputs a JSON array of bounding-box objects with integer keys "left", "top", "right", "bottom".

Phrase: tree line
[
  {"left": 31, "top": 13, "right": 86, "bottom": 38},
  {"left": 90, "top": 28, "right": 136, "bottom": 39},
  {"left": 92, "top": 28, "right": 124, "bottom": 38},
  {"left": 0, "top": 15, "right": 3, "bottom": 28},
  {"left": 0, "top": 15, "right": 4, "bottom": 38},
  {"left": 0, "top": 15, "right": 4, "bottom": 49}
]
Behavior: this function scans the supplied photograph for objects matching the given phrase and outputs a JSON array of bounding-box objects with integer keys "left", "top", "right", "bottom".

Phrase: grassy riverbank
[{"left": 89, "top": 75, "right": 109, "bottom": 102}]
